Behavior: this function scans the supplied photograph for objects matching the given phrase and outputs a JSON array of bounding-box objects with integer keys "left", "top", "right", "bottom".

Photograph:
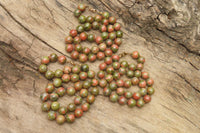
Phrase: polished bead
[
  {"left": 71, "top": 74, "right": 79, "bottom": 82},
  {"left": 55, "top": 69, "right": 63, "bottom": 78},
  {"left": 65, "top": 114, "right": 75, "bottom": 123},
  {"left": 56, "top": 87, "right": 66, "bottom": 97},
  {"left": 58, "top": 107, "right": 68, "bottom": 115},
  {"left": 53, "top": 78, "right": 62, "bottom": 87},
  {"left": 51, "top": 102, "right": 60, "bottom": 111},
  {"left": 48, "top": 111, "right": 57, "bottom": 120},
  {"left": 110, "top": 93, "right": 119, "bottom": 102},
  {"left": 39, "top": 64, "right": 47, "bottom": 73},
  {"left": 56, "top": 115, "right": 65, "bottom": 125},
  {"left": 41, "top": 102, "right": 51, "bottom": 112},
  {"left": 75, "top": 108, "right": 83, "bottom": 118},
  {"left": 66, "top": 87, "right": 76, "bottom": 96},
  {"left": 87, "top": 95, "right": 95, "bottom": 104},
  {"left": 67, "top": 103, "right": 76, "bottom": 112}
]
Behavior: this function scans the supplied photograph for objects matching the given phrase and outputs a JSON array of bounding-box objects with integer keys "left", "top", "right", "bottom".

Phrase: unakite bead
[
  {"left": 103, "top": 87, "right": 112, "bottom": 96},
  {"left": 83, "top": 80, "right": 91, "bottom": 89},
  {"left": 71, "top": 74, "right": 79, "bottom": 82},
  {"left": 49, "top": 53, "right": 58, "bottom": 62},
  {"left": 56, "top": 87, "right": 66, "bottom": 97},
  {"left": 45, "top": 83, "right": 55, "bottom": 93},
  {"left": 110, "top": 93, "right": 119, "bottom": 102},
  {"left": 124, "top": 91, "right": 132, "bottom": 99},
  {"left": 109, "top": 82, "right": 117, "bottom": 91},
  {"left": 39, "top": 64, "right": 47, "bottom": 73},
  {"left": 116, "top": 30, "right": 123, "bottom": 38},
  {"left": 53, "top": 78, "right": 62, "bottom": 87},
  {"left": 48, "top": 111, "right": 57, "bottom": 120},
  {"left": 40, "top": 92, "right": 49, "bottom": 102},
  {"left": 127, "top": 99, "right": 136, "bottom": 107},
  {"left": 84, "top": 22, "right": 92, "bottom": 31},
  {"left": 147, "top": 87, "right": 155, "bottom": 95},
  {"left": 81, "top": 64, "right": 89, "bottom": 72},
  {"left": 51, "top": 102, "right": 60, "bottom": 111},
  {"left": 120, "top": 61, "right": 128, "bottom": 68},
  {"left": 136, "top": 98, "right": 145, "bottom": 108},
  {"left": 74, "top": 9, "right": 82, "bottom": 17},
  {"left": 79, "top": 15, "right": 86, "bottom": 24},
  {"left": 140, "top": 88, "right": 147, "bottom": 96},
  {"left": 74, "top": 96, "right": 83, "bottom": 105},
  {"left": 87, "top": 70, "right": 95, "bottom": 78},
  {"left": 81, "top": 103, "right": 90, "bottom": 112},
  {"left": 67, "top": 87, "right": 76, "bottom": 96},
  {"left": 65, "top": 114, "right": 75, "bottom": 123},
  {"left": 58, "top": 107, "right": 68, "bottom": 115},
  {"left": 87, "top": 95, "right": 95, "bottom": 104},
  {"left": 67, "top": 103, "right": 76, "bottom": 112},
  {"left": 80, "top": 89, "right": 88, "bottom": 98},
  {"left": 90, "top": 87, "right": 99, "bottom": 96},
  {"left": 126, "top": 70, "right": 134, "bottom": 78},
  {"left": 41, "top": 102, "right": 51, "bottom": 112},
  {"left": 45, "top": 70, "right": 54, "bottom": 80},
  {"left": 76, "top": 25, "right": 84, "bottom": 33},
  {"left": 102, "top": 12, "right": 110, "bottom": 19},
  {"left": 50, "top": 92, "right": 59, "bottom": 101},
  {"left": 55, "top": 69, "right": 63, "bottom": 78}
]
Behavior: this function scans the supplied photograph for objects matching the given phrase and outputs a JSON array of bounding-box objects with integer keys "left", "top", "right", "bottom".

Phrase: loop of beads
[{"left": 39, "top": 4, "right": 155, "bottom": 125}]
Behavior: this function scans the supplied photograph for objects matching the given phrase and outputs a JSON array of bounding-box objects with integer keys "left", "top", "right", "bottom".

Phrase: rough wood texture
[{"left": 0, "top": 0, "right": 200, "bottom": 133}]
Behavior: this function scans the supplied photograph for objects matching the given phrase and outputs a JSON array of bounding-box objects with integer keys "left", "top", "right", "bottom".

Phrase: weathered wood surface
[{"left": 0, "top": 0, "right": 200, "bottom": 133}]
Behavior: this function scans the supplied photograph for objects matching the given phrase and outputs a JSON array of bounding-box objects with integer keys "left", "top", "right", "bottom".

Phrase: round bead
[
  {"left": 105, "top": 74, "right": 113, "bottom": 83},
  {"left": 71, "top": 51, "right": 79, "bottom": 60},
  {"left": 95, "top": 15, "right": 102, "bottom": 22},
  {"left": 113, "top": 23, "right": 121, "bottom": 31},
  {"left": 66, "top": 44, "right": 73, "bottom": 53},
  {"left": 101, "top": 32, "right": 109, "bottom": 40},
  {"left": 67, "top": 103, "right": 76, "bottom": 112},
  {"left": 134, "top": 70, "right": 141, "bottom": 78},
  {"left": 81, "top": 103, "right": 90, "bottom": 112},
  {"left": 84, "top": 23, "right": 92, "bottom": 31},
  {"left": 76, "top": 25, "right": 84, "bottom": 33},
  {"left": 80, "top": 32, "right": 88, "bottom": 41},
  {"left": 53, "top": 78, "right": 62, "bottom": 88},
  {"left": 99, "top": 79, "right": 107, "bottom": 88},
  {"left": 91, "top": 79, "right": 99, "bottom": 87},
  {"left": 71, "top": 74, "right": 79, "bottom": 82},
  {"left": 106, "top": 66, "right": 114, "bottom": 74},
  {"left": 118, "top": 96, "right": 127, "bottom": 105},
  {"left": 87, "top": 70, "right": 95, "bottom": 78},
  {"left": 40, "top": 92, "right": 50, "bottom": 102},
  {"left": 91, "top": 46, "right": 99, "bottom": 54},
  {"left": 116, "top": 88, "right": 124, "bottom": 96},
  {"left": 103, "top": 87, "right": 112, "bottom": 96},
  {"left": 51, "top": 102, "right": 60, "bottom": 111},
  {"left": 99, "top": 43, "right": 107, "bottom": 51},
  {"left": 114, "top": 38, "right": 122, "bottom": 46},
  {"left": 113, "top": 72, "right": 120, "bottom": 80},
  {"left": 105, "top": 49, "right": 113, "bottom": 57},
  {"left": 78, "top": 4, "right": 86, "bottom": 12},
  {"left": 112, "top": 62, "right": 120, "bottom": 70},
  {"left": 97, "top": 71, "right": 105, "bottom": 79},
  {"left": 140, "top": 88, "right": 147, "bottom": 96},
  {"left": 138, "top": 56, "right": 145, "bottom": 64},
  {"left": 132, "top": 51, "right": 140, "bottom": 59},
  {"left": 133, "top": 92, "right": 141, "bottom": 100},
  {"left": 109, "top": 32, "right": 116, "bottom": 40},
  {"left": 119, "top": 67, "right": 126, "bottom": 75},
  {"left": 87, "top": 95, "right": 95, "bottom": 104},
  {"left": 124, "top": 80, "right": 132, "bottom": 88},
  {"left": 109, "top": 82, "right": 117, "bottom": 91},
  {"left": 96, "top": 36, "right": 103, "bottom": 44},
  {"left": 88, "top": 34, "right": 95, "bottom": 42},
  {"left": 139, "top": 80, "right": 146, "bottom": 88},
  {"left": 39, "top": 64, "right": 47, "bottom": 73},
  {"left": 126, "top": 70, "right": 134, "bottom": 78},
  {"left": 65, "top": 114, "right": 75, "bottom": 123},
  {"left": 56, "top": 115, "right": 65, "bottom": 125},
  {"left": 88, "top": 54, "right": 97, "bottom": 62},
  {"left": 83, "top": 80, "right": 91, "bottom": 89},
  {"left": 62, "top": 74, "right": 71, "bottom": 83},
  {"left": 86, "top": 16, "right": 94, "bottom": 23},
  {"left": 116, "top": 30, "right": 123, "bottom": 38},
  {"left": 58, "top": 55, "right": 66, "bottom": 64},
  {"left": 45, "top": 83, "right": 55, "bottom": 93},
  {"left": 56, "top": 87, "right": 66, "bottom": 97},
  {"left": 144, "top": 95, "right": 151, "bottom": 103},
  {"left": 127, "top": 99, "right": 136, "bottom": 108},
  {"left": 69, "top": 29, "right": 78, "bottom": 37},
  {"left": 99, "top": 25, "right": 107, "bottom": 32},
  {"left": 92, "top": 21, "right": 100, "bottom": 30},
  {"left": 74, "top": 36, "right": 81, "bottom": 44},
  {"left": 147, "top": 87, "right": 155, "bottom": 95},
  {"left": 111, "top": 44, "right": 119, "bottom": 53},
  {"left": 136, "top": 98, "right": 145, "bottom": 108},
  {"left": 97, "top": 52, "right": 105, "bottom": 60},
  {"left": 116, "top": 79, "right": 124, "bottom": 87},
  {"left": 83, "top": 47, "right": 90, "bottom": 55},
  {"left": 112, "top": 55, "right": 120, "bottom": 62},
  {"left": 48, "top": 111, "right": 57, "bottom": 120},
  {"left": 58, "top": 107, "right": 68, "bottom": 115},
  {"left": 75, "top": 108, "right": 83, "bottom": 118},
  {"left": 90, "top": 87, "right": 99, "bottom": 96},
  {"left": 55, "top": 69, "right": 63, "bottom": 78},
  {"left": 74, "top": 9, "right": 82, "bottom": 17},
  {"left": 129, "top": 63, "right": 136, "bottom": 71},
  {"left": 109, "top": 17, "right": 116, "bottom": 24},
  {"left": 102, "top": 12, "right": 110, "bottom": 19},
  {"left": 41, "top": 56, "right": 50, "bottom": 65},
  {"left": 107, "top": 25, "right": 114, "bottom": 32},
  {"left": 147, "top": 78, "right": 154, "bottom": 86},
  {"left": 50, "top": 92, "right": 59, "bottom": 101},
  {"left": 78, "top": 15, "right": 86, "bottom": 24},
  {"left": 72, "top": 65, "right": 81, "bottom": 74},
  {"left": 45, "top": 70, "right": 54, "bottom": 80},
  {"left": 80, "top": 89, "right": 88, "bottom": 98},
  {"left": 65, "top": 36, "right": 73, "bottom": 44},
  {"left": 79, "top": 54, "right": 88, "bottom": 63},
  {"left": 106, "top": 39, "right": 113, "bottom": 46},
  {"left": 120, "top": 61, "right": 128, "bottom": 68},
  {"left": 110, "top": 93, "right": 119, "bottom": 102},
  {"left": 104, "top": 57, "right": 113, "bottom": 65},
  {"left": 74, "top": 96, "right": 83, "bottom": 105},
  {"left": 41, "top": 102, "right": 51, "bottom": 112},
  {"left": 79, "top": 72, "right": 88, "bottom": 80},
  {"left": 81, "top": 64, "right": 89, "bottom": 72},
  {"left": 66, "top": 87, "right": 76, "bottom": 96},
  {"left": 137, "top": 63, "right": 143, "bottom": 70},
  {"left": 74, "top": 81, "right": 82, "bottom": 91}
]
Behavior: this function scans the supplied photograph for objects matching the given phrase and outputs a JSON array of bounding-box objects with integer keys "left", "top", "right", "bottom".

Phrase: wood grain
[{"left": 0, "top": 0, "right": 200, "bottom": 133}]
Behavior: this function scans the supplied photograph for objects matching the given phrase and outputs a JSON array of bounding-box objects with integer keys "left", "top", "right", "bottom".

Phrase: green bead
[
  {"left": 74, "top": 9, "right": 82, "bottom": 17},
  {"left": 120, "top": 61, "right": 128, "bottom": 68},
  {"left": 113, "top": 72, "right": 120, "bottom": 80},
  {"left": 126, "top": 70, "right": 134, "bottom": 78},
  {"left": 45, "top": 83, "right": 55, "bottom": 93},
  {"left": 109, "top": 32, "right": 116, "bottom": 40},
  {"left": 124, "top": 91, "right": 132, "bottom": 99},
  {"left": 78, "top": 4, "right": 86, "bottom": 11},
  {"left": 81, "top": 64, "right": 89, "bottom": 72},
  {"left": 92, "top": 21, "right": 100, "bottom": 30},
  {"left": 76, "top": 25, "right": 84, "bottom": 33},
  {"left": 110, "top": 93, "right": 119, "bottom": 102},
  {"left": 109, "top": 82, "right": 117, "bottom": 91},
  {"left": 65, "top": 114, "right": 75, "bottom": 123},
  {"left": 75, "top": 44, "right": 82, "bottom": 52},
  {"left": 72, "top": 65, "right": 81, "bottom": 74},
  {"left": 102, "top": 12, "right": 110, "bottom": 19},
  {"left": 116, "top": 30, "right": 123, "bottom": 38},
  {"left": 127, "top": 99, "right": 136, "bottom": 108},
  {"left": 103, "top": 87, "right": 112, "bottom": 96},
  {"left": 86, "top": 16, "right": 94, "bottom": 23},
  {"left": 49, "top": 53, "right": 58, "bottom": 62},
  {"left": 101, "top": 32, "right": 109, "bottom": 40},
  {"left": 40, "top": 92, "right": 49, "bottom": 102},
  {"left": 67, "top": 87, "right": 76, "bottom": 96},
  {"left": 84, "top": 22, "right": 92, "bottom": 31},
  {"left": 147, "top": 87, "right": 155, "bottom": 95},
  {"left": 90, "top": 87, "right": 99, "bottom": 96},
  {"left": 53, "top": 78, "right": 62, "bottom": 87},
  {"left": 87, "top": 70, "right": 95, "bottom": 78},
  {"left": 74, "top": 96, "right": 83, "bottom": 105},
  {"left": 135, "top": 70, "right": 141, "bottom": 78},
  {"left": 41, "top": 102, "right": 51, "bottom": 112},
  {"left": 140, "top": 88, "right": 147, "bottom": 96},
  {"left": 88, "top": 34, "right": 95, "bottom": 42},
  {"left": 50, "top": 92, "right": 59, "bottom": 101},
  {"left": 119, "top": 67, "right": 126, "bottom": 75},
  {"left": 83, "top": 80, "right": 91, "bottom": 89},
  {"left": 54, "top": 69, "right": 63, "bottom": 78},
  {"left": 67, "top": 103, "right": 76, "bottom": 112},
  {"left": 129, "top": 63, "right": 136, "bottom": 71},
  {"left": 51, "top": 102, "right": 60, "bottom": 111},
  {"left": 45, "top": 70, "right": 54, "bottom": 80},
  {"left": 39, "top": 64, "right": 47, "bottom": 73},
  {"left": 137, "top": 98, "right": 145, "bottom": 108},
  {"left": 79, "top": 15, "right": 86, "bottom": 24},
  {"left": 99, "top": 79, "right": 107, "bottom": 87},
  {"left": 56, "top": 87, "right": 66, "bottom": 97},
  {"left": 80, "top": 89, "right": 88, "bottom": 98},
  {"left": 48, "top": 111, "right": 57, "bottom": 120}
]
